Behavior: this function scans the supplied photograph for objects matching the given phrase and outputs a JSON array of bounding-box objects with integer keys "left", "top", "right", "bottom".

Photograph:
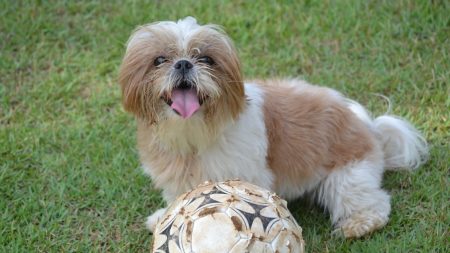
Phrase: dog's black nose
[{"left": 174, "top": 60, "right": 193, "bottom": 75}]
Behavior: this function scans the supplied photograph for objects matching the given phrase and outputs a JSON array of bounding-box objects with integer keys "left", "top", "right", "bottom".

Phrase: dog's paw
[
  {"left": 332, "top": 211, "right": 388, "bottom": 238},
  {"left": 145, "top": 208, "right": 167, "bottom": 233}
]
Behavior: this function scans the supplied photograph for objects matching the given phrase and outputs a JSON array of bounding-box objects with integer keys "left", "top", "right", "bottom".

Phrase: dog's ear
[
  {"left": 119, "top": 52, "right": 151, "bottom": 120},
  {"left": 118, "top": 28, "right": 157, "bottom": 123},
  {"left": 216, "top": 41, "right": 245, "bottom": 119},
  {"left": 190, "top": 25, "right": 246, "bottom": 119}
]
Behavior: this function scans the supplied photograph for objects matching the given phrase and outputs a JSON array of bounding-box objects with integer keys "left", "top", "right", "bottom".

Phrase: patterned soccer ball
[{"left": 152, "top": 180, "right": 304, "bottom": 253}]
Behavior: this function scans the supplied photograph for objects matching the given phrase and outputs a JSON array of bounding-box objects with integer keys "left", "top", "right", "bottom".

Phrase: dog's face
[{"left": 119, "top": 17, "right": 245, "bottom": 124}]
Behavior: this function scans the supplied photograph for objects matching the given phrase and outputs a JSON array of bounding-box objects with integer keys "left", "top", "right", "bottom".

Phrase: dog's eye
[
  {"left": 154, "top": 56, "right": 167, "bottom": 66},
  {"left": 198, "top": 56, "right": 214, "bottom": 65}
]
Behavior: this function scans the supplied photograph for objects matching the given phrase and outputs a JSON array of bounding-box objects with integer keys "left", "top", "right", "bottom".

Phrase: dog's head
[{"left": 119, "top": 17, "right": 245, "bottom": 125}]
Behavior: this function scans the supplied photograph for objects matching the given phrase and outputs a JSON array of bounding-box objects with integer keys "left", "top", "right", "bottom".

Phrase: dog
[{"left": 118, "top": 17, "right": 428, "bottom": 238}]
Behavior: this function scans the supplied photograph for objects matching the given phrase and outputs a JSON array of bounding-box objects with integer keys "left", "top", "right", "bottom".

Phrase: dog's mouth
[{"left": 161, "top": 81, "right": 205, "bottom": 119}]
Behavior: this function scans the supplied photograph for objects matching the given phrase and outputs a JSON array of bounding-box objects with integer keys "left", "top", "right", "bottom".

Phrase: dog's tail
[{"left": 346, "top": 99, "right": 428, "bottom": 171}]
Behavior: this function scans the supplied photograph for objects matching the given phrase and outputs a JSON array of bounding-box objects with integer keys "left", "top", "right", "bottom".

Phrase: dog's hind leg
[{"left": 316, "top": 157, "right": 391, "bottom": 238}]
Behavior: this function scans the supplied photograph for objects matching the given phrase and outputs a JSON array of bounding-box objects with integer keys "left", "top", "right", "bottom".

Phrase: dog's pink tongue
[{"left": 170, "top": 88, "right": 200, "bottom": 119}]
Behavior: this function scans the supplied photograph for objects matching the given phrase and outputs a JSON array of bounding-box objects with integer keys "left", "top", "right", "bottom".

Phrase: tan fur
[
  {"left": 137, "top": 120, "right": 202, "bottom": 198},
  {"left": 258, "top": 80, "right": 376, "bottom": 190}
]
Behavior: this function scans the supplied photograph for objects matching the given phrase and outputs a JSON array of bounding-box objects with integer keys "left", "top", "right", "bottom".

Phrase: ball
[{"left": 152, "top": 180, "right": 304, "bottom": 253}]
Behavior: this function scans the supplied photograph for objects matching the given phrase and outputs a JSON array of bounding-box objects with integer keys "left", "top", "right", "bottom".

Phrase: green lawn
[{"left": 1, "top": 0, "right": 448, "bottom": 252}]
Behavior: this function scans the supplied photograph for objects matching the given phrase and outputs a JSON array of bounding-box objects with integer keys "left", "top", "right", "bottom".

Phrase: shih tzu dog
[{"left": 119, "top": 17, "right": 427, "bottom": 238}]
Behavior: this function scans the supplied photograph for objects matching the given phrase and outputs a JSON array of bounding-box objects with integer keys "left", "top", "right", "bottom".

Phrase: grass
[{"left": 1, "top": 0, "right": 448, "bottom": 252}]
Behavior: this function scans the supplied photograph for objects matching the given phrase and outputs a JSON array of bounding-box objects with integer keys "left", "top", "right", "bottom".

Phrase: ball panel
[
  {"left": 270, "top": 228, "right": 304, "bottom": 253},
  {"left": 263, "top": 219, "right": 285, "bottom": 243},
  {"left": 152, "top": 233, "right": 167, "bottom": 253},
  {"left": 152, "top": 180, "right": 304, "bottom": 253},
  {"left": 178, "top": 219, "right": 193, "bottom": 252},
  {"left": 191, "top": 212, "right": 240, "bottom": 253},
  {"left": 249, "top": 240, "right": 273, "bottom": 253},
  {"left": 217, "top": 181, "right": 271, "bottom": 205},
  {"left": 168, "top": 240, "right": 182, "bottom": 253},
  {"left": 228, "top": 238, "right": 250, "bottom": 253}
]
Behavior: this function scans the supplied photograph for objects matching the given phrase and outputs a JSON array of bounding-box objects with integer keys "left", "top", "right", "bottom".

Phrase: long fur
[
  {"left": 346, "top": 98, "right": 428, "bottom": 170},
  {"left": 373, "top": 115, "right": 428, "bottom": 170},
  {"left": 119, "top": 17, "right": 428, "bottom": 238}
]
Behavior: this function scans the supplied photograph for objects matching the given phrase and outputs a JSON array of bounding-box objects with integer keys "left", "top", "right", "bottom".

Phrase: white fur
[
  {"left": 373, "top": 115, "right": 428, "bottom": 170},
  {"left": 316, "top": 156, "right": 391, "bottom": 237},
  {"left": 346, "top": 98, "right": 374, "bottom": 127},
  {"left": 199, "top": 84, "right": 273, "bottom": 187},
  {"left": 128, "top": 17, "right": 201, "bottom": 52},
  {"left": 345, "top": 99, "right": 428, "bottom": 170}
]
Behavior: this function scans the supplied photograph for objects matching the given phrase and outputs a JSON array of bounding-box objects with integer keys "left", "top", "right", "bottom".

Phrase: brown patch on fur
[{"left": 259, "top": 80, "right": 375, "bottom": 189}]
